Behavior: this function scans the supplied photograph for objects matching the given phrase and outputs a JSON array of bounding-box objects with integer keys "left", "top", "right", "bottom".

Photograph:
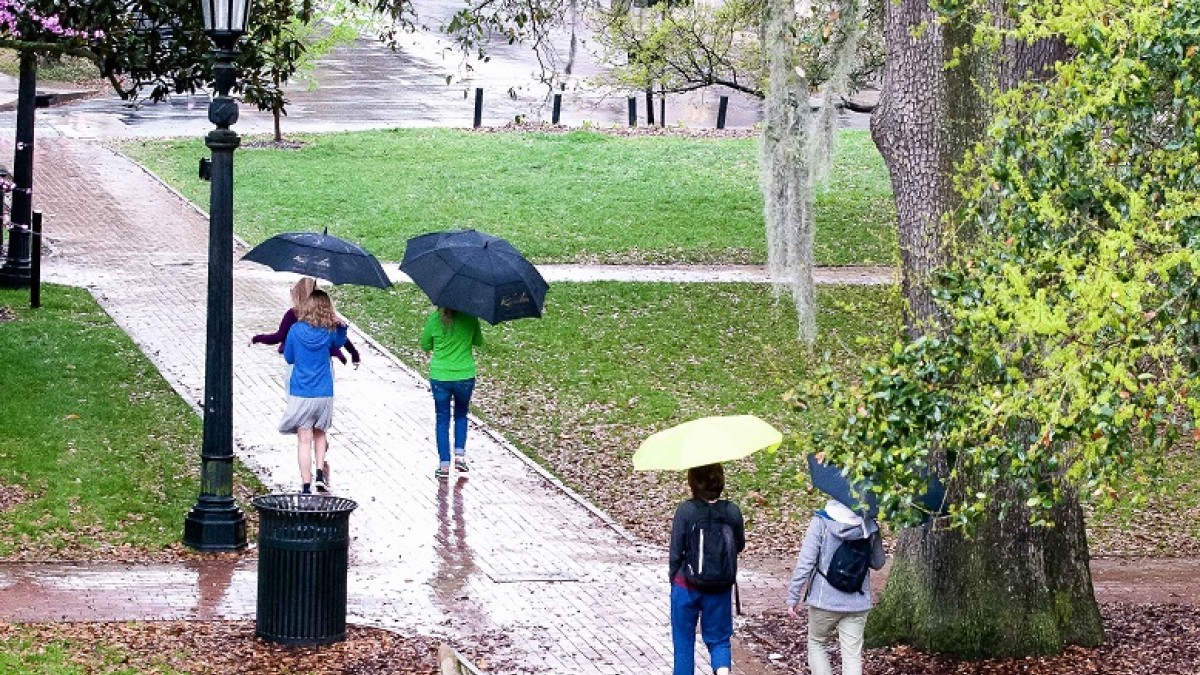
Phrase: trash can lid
[{"left": 252, "top": 493, "right": 358, "bottom": 514}]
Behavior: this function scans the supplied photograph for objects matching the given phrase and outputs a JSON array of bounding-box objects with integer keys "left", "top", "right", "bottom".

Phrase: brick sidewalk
[{"left": 8, "top": 138, "right": 781, "bottom": 674}]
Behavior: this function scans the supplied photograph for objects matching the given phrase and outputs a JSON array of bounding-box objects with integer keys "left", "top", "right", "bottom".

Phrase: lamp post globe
[{"left": 183, "top": 0, "right": 254, "bottom": 552}]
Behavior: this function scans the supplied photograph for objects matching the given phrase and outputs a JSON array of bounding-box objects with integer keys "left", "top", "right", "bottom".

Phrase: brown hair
[
  {"left": 687, "top": 463, "right": 725, "bottom": 501},
  {"left": 290, "top": 277, "right": 317, "bottom": 313},
  {"left": 297, "top": 289, "right": 339, "bottom": 330},
  {"left": 439, "top": 306, "right": 456, "bottom": 330}
]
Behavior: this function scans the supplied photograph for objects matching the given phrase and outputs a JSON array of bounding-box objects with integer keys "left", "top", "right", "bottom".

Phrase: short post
[
  {"left": 473, "top": 88, "right": 483, "bottom": 128},
  {"left": 659, "top": 93, "right": 665, "bottom": 127},
  {"left": 716, "top": 96, "right": 729, "bottom": 129},
  {"left": 29, "top": 210, "right": 40, "bottom": 308},
  {"left": 551, "top": 93, "right": 562, "bottom": 125},
  {"left": 645, "top": 87, "right": 655, "bottom": 126},
  {"left": 627, "top": 97, "right": 637, "bottom": 127}
]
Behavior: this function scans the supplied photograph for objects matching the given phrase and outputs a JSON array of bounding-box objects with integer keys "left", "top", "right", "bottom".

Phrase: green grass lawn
[
  {"left": 0, "top": 286, "right": 260, "bottom": 558},
  {"left": 0, "top": 632, "right": 147, "bottom": 675},
  {"left": 119, "top": 128, "right": 897, "bottom": 266},
  {"left": 336, "top": 281, "right": 904, "bottom": 549}
]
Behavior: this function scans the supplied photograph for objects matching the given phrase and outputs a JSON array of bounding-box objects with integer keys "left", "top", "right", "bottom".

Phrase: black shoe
[
  {"left": 314, "top": 469, "right": 327, "bottom": 492},
  {"left": 454, "top": 457, "right": 469, "bottom": 473},
  {"left": 301, "top": 483, "right": 312, "bottom": 494}
]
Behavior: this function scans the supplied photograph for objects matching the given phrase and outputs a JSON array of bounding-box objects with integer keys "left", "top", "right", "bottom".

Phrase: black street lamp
[
  {"left": 184, "top": 0, "right": 254, "bottom": 551},
  {"left": 0, "top": 51, "right": 40, "bottom": 289}
]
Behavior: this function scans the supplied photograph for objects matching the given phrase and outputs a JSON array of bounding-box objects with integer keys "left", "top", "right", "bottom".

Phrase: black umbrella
[
  {"left": 807, "top": 454, "right": 880, "bottom": 518},
  {"left": 242, "top": 231, "right": 392, "bottom": 289},
  {"left": 806, "top": 454, "right": 948, "bottom": 519},
  {"left": 399, "top": 229, "right": 548, "bottom": 325}
]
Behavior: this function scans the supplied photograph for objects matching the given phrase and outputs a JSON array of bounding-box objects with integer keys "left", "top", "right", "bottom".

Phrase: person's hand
[
  {"left": 788, "top": 604, "right": 801, "bottom": 619},
  {"left": 352, "top": 360, "right": 361, "bottom": 370}
]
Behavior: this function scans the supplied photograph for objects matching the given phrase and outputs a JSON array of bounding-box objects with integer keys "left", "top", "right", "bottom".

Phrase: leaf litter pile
[
  {"left": 0, "top": 620, "right": 498, "bottom": 674},
  {"left": 739, "top": 603, "right": 1200, "bottom": 675}
]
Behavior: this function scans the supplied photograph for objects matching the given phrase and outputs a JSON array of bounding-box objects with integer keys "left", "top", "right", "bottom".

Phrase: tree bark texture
[
  {"left": 867, "top": 1, "right": 1102, "bottom": 656},
  {"left": 869, "top": 487, "right": 1103, "bottom": 656},
  {"left": 870, "top": 0, "right": 986, "bottom": 337}
]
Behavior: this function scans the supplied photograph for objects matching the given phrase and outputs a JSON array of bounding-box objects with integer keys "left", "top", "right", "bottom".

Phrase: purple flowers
[{"left": 0, "top": 1, "right": 103, "bottom": 40}]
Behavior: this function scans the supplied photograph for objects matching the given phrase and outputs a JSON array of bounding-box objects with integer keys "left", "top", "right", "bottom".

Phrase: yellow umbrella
[{"left": 632, "top": 415, "right": 783, "bottom": 471}]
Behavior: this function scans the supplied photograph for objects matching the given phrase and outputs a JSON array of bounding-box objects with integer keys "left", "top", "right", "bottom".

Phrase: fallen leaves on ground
[
  {"left": 0, "top": 620, "right": 487, "bottom": 674},
  {"left": 739, "top": 603, "right": 1200, "bottom": 675},
  {"left": 472, "top": 376, "right": 1200, "bottom": 562},
  {"left": 0, "top": 480, "right": 27, "bottom": 512},
  {"left": 0, "top": 479, "right": 261, "bottom": 563}
]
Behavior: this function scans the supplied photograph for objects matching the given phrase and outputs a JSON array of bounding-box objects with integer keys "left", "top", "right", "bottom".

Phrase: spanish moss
[{"left": 761, "top": 0, "right": 866, "bottom": 344}]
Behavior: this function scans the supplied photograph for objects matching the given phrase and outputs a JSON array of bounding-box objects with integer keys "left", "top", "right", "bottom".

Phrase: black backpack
[
  {"left": 817, "top": 532, "right": 874, "bottom": 594},
  {"left": 683, "top": 502, "right": 738, "bottom": 590}
]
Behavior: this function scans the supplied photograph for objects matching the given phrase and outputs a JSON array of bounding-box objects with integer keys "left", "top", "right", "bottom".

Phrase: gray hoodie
[{"left": 786, "top": 499, "right": 886, "bottom": 613}]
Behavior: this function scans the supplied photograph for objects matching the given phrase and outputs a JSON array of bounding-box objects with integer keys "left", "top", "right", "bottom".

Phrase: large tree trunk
[
  {"left": 867, "top": 0, "right": 1103, "bottom": 655},
  {"left": 870, "top": 0, "right": 986, "bottom": 336},
  {"left": 869, "top": 486, "right": 1103, "bottom": 655}
]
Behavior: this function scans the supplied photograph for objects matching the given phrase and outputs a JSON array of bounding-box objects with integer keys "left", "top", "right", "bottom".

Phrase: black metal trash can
[{"left": 252, "top": 493, "right": 358, "bottom": 646}]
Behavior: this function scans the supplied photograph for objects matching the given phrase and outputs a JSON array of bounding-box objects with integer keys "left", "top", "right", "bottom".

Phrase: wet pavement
[
  {"left": 0, "top": 137, "right": 791, "bottom": 674},
  {"left": 4, "top": 37, "right": 771, "bottom": 139},
  {"left": 0, "top": 21, "right": 871, "bottom": 140}
]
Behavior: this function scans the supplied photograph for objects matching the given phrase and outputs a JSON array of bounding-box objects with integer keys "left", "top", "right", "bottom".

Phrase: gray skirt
[{"left": 278, "top": 395, "right": 334, "bottom": 434}]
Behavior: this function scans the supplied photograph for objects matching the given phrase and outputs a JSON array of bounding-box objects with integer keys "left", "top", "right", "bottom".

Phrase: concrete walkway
[{"left": 1, "top": 137, "right": 796, "bottom": 674}]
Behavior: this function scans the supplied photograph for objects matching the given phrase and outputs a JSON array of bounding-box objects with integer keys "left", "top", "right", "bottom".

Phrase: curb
[
  {"left": 0, "top": 88, "right": 98, "bottom": 112},
  {"left": 439, "top": 643, "right": 488, "bottom": 675},
  {"left": 113, "top": 140, "right": 644, "bottom": 547}
]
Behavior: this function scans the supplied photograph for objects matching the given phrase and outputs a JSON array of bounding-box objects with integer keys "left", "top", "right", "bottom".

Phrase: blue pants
[
  {"left": 431, "top": 378, "right": 475, "bottom": 464},
  {"left": 671, "top": 583, "right": 733, "bottom": 675}
]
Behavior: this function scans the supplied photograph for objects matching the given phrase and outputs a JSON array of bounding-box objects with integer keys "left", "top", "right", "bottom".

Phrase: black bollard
[
  {"left": 473, "top": 88, "right": 483, "bottom": 128},
  {"left": 646, "top": 87, "right": 655, "bottom": 126},
  {"left": 659, "top": 94, "right": 666, "bottom": 127},
  {"left": 552, "top": 93, "right": 562, "bottom": 125},
  {"left": 628, "top": 97, "right": 637, "bottom": 127},
  {"left": 717, "top": 96, "right": 729, "bottom": 129},
  {"left": 29, "top": 210, "right": 40, "bottom": 309}
]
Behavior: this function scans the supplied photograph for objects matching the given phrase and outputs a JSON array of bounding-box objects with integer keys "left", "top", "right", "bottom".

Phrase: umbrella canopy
[
  {"left": 806, "top": 453, "right": 948, "bottom": 519},
  {"left": 807, "top": 454, "right": 880, "bottom": 518},
  {"left": 242, "top": 231, "right": 392, "bottom": 289},
  {"left": 399, "top": 229, "right": 548, "bottom": 325},
  {"left": 633, "top": 415, "right": 783, "bottom": 471}
]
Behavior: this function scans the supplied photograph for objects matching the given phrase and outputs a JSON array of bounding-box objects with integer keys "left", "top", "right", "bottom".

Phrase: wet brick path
[{"left": 0, "top": 138, "right": 784, "bottom": 674}]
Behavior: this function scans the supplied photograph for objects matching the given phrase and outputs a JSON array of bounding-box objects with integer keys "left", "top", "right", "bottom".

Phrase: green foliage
[
  {"left": 797, "top": 0, "right": 1200, "bottom": 530},
  {"left": 240, "top": 0, "right": 372, "bottom": 137},
  {"left": 0, "top": 50, "right": 98, "bottom": 82}
]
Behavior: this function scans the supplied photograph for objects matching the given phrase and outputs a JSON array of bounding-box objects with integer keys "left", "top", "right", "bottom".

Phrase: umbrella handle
[{"left": 734, "top": 580, "right": 741, "bottom": 616}]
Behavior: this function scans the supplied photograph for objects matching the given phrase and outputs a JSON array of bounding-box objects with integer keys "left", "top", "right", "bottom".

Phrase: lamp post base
[
  {"left": 184, "top": 501, "right": 248, "bottom": 551},
  {"left": 0, "top": 227, "right": 31, "bottom": 288},
  {"left": 0, "top": 267, "right": 31, "bottom": 289}
]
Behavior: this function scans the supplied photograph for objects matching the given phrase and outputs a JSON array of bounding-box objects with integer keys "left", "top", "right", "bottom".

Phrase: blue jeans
[
  {"left": 431, "top": 378, "right": 475, "bottom": 464},
  {"left": 671, "top": 582, "right": 733, "bottom": 675}
]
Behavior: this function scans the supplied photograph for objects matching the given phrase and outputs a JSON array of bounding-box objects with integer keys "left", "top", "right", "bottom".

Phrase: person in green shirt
[{"left": 420, "top": 307, "right": 484, "bottom": 478}]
